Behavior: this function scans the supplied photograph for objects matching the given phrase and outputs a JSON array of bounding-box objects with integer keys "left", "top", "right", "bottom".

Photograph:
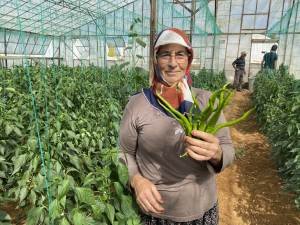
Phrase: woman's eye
[
  {"left": 160, "top": 53, "right": 170, "bottom": 58},
  {"left": 176, "top": 52, "right": 186, "bottom": 57}
]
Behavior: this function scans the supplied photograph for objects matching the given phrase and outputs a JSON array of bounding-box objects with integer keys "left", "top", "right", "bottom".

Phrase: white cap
[{"left": 154, "top": 30, "right": 191, "bottom": 49}]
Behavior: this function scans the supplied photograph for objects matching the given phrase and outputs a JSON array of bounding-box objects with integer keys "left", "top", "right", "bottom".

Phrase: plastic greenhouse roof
[{"left": 0, "top": 0, "right": 137, "bottom": 36}]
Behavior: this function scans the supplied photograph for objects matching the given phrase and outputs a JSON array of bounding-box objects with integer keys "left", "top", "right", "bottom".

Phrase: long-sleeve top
[
  {"left": 263, "top": 51, "right": 278, "bottom": 69},
  {"left": 232, "top": 57, "right": 245, "bottom": 70},
  {"left": 119, "top": 88, "right": 235, "bottom": 222}
]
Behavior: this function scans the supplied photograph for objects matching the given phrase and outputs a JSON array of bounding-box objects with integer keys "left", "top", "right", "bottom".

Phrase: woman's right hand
[{"left": 131, "top": 174, "right": 165, "bottom": 214}]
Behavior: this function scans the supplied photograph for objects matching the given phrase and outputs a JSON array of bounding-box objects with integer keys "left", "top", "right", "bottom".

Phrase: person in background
[
  {"left": 261, "top": 44, "right": 278, "bottom": 70},
  {"left": 232, "top": 51, "right": 247, "bottom": 91},
  {"left": 119, "top": 28, "right": 234, "bottom": 225}
]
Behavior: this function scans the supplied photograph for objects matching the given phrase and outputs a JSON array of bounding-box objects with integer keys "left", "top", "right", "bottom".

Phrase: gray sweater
[{"left": 119, "top": 88, "right": 234, "bottom": 222}]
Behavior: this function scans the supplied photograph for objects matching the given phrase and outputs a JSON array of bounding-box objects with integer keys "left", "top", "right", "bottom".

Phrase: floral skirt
[{"left": 141, "top": 203, "right": 218, "bottom": 225}]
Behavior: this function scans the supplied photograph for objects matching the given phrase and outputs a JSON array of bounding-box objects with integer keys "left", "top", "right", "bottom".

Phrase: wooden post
[{"left": 190, "top": 0, "right": 196, "bottom": 43}]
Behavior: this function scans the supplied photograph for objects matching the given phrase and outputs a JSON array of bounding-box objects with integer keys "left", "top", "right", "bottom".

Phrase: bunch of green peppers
[{"left": 156, "top": 84, "right": 254, "bottom": 156}]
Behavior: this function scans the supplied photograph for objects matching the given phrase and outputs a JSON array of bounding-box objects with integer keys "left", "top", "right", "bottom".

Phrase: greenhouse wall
[{"left": 0, "top": 0, "right": 299, "bottom": 79}]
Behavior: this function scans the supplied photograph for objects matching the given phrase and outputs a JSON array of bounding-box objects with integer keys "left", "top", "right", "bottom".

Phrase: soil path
[{"left": 218, "top": 90, "right": 300, "bottom": 225}]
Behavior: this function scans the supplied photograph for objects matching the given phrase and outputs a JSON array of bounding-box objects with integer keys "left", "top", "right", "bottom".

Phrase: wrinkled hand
[
  {"left": 131, "top": 174, "right": 164, "bottom": 214},
  {"left": 185, "top": 130, "right": 223, "bottom": 165}
]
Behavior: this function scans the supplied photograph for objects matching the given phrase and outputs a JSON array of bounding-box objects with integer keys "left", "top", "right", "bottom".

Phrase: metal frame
[
  {"left": 0, "top": 0, "right": 298, "bottom": 73},
  {"left": 0, "top": 0, "right": 138, "bottom": 36}
]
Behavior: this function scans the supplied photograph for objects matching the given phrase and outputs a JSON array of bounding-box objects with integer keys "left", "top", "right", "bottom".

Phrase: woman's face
[{"left": 156, "top": 44, "right": 189, "bottom": 86}]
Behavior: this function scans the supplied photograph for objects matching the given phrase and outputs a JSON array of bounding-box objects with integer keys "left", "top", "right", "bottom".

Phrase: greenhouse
[{"left": 0, "top": 0, "right": 300, "bottom": 225}]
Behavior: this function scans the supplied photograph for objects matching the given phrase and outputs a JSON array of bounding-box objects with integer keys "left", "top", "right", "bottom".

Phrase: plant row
[
  {"left": 252, "top": 65, "right": 300, "bottom": 208},
  {"left": 0, "top": 64, "right": 148, "bottom": 225}
]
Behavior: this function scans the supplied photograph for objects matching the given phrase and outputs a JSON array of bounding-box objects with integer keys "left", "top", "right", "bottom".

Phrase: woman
[{"left": 119, "top": 28, "right": 234, "bottom": 224}]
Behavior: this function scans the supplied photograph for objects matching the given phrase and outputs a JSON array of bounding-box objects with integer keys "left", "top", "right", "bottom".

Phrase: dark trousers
[
  {"left": 141, "top": 203, "right": 219, "bottom": 225},
  {"left": 233, "top": 69, "right": 244, "bottom": 90}
]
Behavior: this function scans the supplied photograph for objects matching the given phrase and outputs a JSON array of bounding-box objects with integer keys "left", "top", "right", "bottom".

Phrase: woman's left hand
[{"left": 185, "top": 130, "right": 223, "bottom": 165}]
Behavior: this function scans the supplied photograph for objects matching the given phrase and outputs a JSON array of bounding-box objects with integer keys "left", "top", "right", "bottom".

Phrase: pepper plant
[
  {"left": 253, "top": 64, "right": 300, "bottom": 208},
  {"left": 0, "top": 65, "right": 147, "bottom": 224}
]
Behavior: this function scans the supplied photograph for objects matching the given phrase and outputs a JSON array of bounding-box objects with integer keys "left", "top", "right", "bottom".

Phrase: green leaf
[
  {"left": 117, "top": 163, "right": 129, "bottom": 187},
  {"left": 13, "top": 127, "right": 22, "bottom": 136},
  {"left": 105, "top": 203, "right": 115, "bottom": 224},
  {"left": 28, "top": 138, "right": 37, "bottom": 151},
  {"left": 120, "top": 195, "right": 135, "bottom": 217},
  {"left": 83, "top": 137, "right": 89, "bottom": 147},
  {"left": 67, "top": 141, "right": 75, "bottom": 150},
  {"left": 31, "top": 155, "right": 39, "bottom": 172},
  {"left": 91, "top": 202, "right": 105, "bottom": 219},
  {"left": 126, "top": 218, "right": 140, "bottom": 225},
  {"left": 5, "top": 87, "right": 16, "bottom": 93},
  {"left": 60, "top": 217, "right": 70, "bottom": 225},
  {"left": 5, "top": 124, "right": 13, "bottom": 136},
  {"left": 69, "top": 155, "right": 82, "bottom": 170},
  {"left": 291, "top": 148, "right": 300, "bottom": 153},
  {"left": 113, "top": 182, "right": 124, "bottom": 197},
  {"left": 26, "top": 207, "right": 43, "bottom": 225},
  {"left": 57, "top": 142, "right": 63, "bottom": 151},
  {"left": 29, "top": 190, "right": 37, "bottom": 205},
  {"left": 72, "top": 211, "right": 85, "bottom": 225},
  {"left": 56, "top": 121, "right": 62, "bottom": 131},
  {"left": 0, "top": 145, "right": 4, "bottom": 155},
  {"left": 60, "top": 196, "right": 67, "bottom": 209},
  {"left": 66, "top": 130, "right": 76, "bottom": 139},
  {"left": 58, "top": 179, "right": 70, "bottom": 200},
  {"left": 49, "top": 199, "right": 61, "bottom": 219},
  {"left": 12, "top": 154, "right": 27, "bottom": 175},
  {"left": 19, "top": 187, "right": 28, "bottom": 203},
  {"left": 291, "top": 104, "right": 300, "bottom": 112},
  {"left": 83, "top": 173, "right": 95, "bottom": 187},
  {"left": 287, "top": 124, "right": 293, "bottom": 136},
  {"left": 75, "top": 187, "right": 95, "bottom": 205},
  {"left": 115, "top": 212, "right": 125, "bottom": 222},
  {"left": 0, "top": 171, "right": 6, "bottom": 178},
  {"left": 65, "top": 98, "right": 74, "bottom": 108},
  {"left": 135, "top": 38, "right": 146, "bottom": 48}
]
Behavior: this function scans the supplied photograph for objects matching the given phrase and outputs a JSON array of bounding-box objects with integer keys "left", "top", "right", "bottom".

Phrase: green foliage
[
  {"left": 191, "top": 68, "right": 227, "bottom": 91},
  {"left": 0, "top": 65, "right": 145, "bottom": 224},
  {"left": 126, "top": 17, "right": 147, "bottom": 67},
  {"left": 252, "top": 64, "right": 300, "bottom": 208}
]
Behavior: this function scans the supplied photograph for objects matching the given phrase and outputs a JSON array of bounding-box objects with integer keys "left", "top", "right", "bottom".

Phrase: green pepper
[{"left": 155, "top": 85, "right": 254, "bottom": 158}]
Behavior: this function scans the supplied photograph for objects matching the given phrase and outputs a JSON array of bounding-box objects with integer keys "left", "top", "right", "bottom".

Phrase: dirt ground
[
  {"left": 1, "top": 90, "right": 300, "bottom": 225},
  {"left": 218, "top": 90, "right": 300, "bottom": 225}
]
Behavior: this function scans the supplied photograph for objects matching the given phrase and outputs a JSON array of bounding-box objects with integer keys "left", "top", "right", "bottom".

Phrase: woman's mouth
[{"left": 166, "top": 71, "right": 180, "bottom": 75}]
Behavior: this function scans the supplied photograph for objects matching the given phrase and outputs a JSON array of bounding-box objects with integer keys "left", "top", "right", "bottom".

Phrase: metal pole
[
  {"left": 211, "top": 0, "right": 217, "bottom": 71},
  {"left": 104, "top": 16, "right": 107, "bottom": 68},
  {"left": 58, "top": 36, "right": 61, "bottom": 66},
  {"left": 4, "top": 29, "right": 8, "bottom": 68},
  {"left": 283, "top": 0, "right": 295, "bottom": 64},
  {"left": 149, "top": 0, "right": 157, "bottom": 84},
  {"left": 288, "top": 0, "right": 298, "bottom": 70}
]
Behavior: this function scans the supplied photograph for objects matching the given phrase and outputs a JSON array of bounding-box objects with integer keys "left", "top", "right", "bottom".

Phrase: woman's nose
[{"left": 168, "top": 56, "right": 178, "bottom": 67}]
